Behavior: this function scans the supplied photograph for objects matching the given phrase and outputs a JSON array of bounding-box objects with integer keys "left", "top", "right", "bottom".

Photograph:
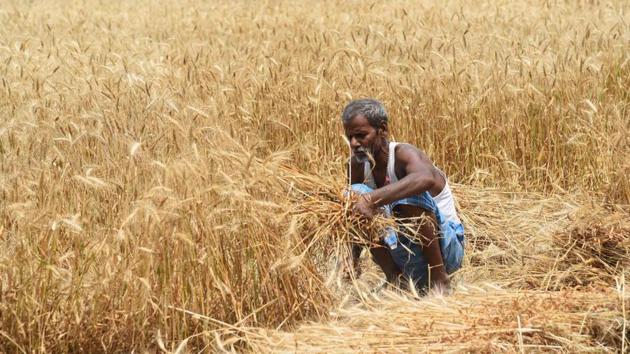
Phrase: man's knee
[
  {"left": 393, "top": 204, "right": 435, "bottom": 219},
  {"left": 393, "top": 205, "right": 439, "bottom": 246},
  {"left": 370, "top": 244, "right": 401, "bottom": 282}
]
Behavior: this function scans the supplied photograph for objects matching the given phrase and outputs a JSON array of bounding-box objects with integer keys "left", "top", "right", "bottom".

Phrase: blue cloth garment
[{"left": 350, "top": 183, "right": 465, "bottom": 289}]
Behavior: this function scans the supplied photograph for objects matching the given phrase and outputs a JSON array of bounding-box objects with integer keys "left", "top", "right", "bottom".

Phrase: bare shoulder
[
  {"left": 394, "top": 143, "right": 434, "bottom": 164},
  {"left": 394, "top": 143, "right": 446, "bottom": 194}
]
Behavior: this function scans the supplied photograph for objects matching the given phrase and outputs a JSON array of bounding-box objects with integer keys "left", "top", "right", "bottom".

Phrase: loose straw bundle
[
  {"left": 276, "top": 164, "right": 396, "bottom": 260},
  {"left": 546, "top": 206, "right": 630, "bottom": 289}
]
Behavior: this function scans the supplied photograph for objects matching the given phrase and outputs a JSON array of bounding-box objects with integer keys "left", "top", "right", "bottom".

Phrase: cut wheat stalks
[{"left": 233, "top": 282, "right": 629, "bottom": 353}]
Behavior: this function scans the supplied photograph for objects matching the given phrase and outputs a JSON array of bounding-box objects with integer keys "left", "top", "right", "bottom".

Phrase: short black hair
[{"left": 341, "top": 99, "right": 388, "bottom": 128}]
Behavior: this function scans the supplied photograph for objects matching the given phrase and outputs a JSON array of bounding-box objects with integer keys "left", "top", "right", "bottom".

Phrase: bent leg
[
  {"left": 369, "top": 241, "right": 402, "bottom": 284},
  {"left": 349, "top": 184, "right": 402, "bottom": 284},
  {"left": 391, "top": 204, "right": 450, "bottom": 291}
]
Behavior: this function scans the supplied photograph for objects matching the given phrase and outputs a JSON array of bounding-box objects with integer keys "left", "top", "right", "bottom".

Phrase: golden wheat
[{"left": 0, "top": 0, "right": 628, "bottom": 352}]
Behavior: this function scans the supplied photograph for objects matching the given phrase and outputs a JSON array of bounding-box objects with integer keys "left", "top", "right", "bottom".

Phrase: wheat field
[{"left": 0, "top": 0, "right": 628, "bottom": 352}]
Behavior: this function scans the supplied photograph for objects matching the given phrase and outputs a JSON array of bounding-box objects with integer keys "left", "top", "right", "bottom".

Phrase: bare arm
[{"left": 366, "top": 144, "right": 440, "bottom": 208}]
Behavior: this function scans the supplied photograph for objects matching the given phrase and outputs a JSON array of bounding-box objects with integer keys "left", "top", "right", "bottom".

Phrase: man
[{"left": 343, "top": 99, "right": 465, "bottom": 292}]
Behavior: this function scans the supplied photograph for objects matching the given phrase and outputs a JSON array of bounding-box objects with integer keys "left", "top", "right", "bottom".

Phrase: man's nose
[{"left": 350, "top": 137, "right": 360, "bottom": 147}]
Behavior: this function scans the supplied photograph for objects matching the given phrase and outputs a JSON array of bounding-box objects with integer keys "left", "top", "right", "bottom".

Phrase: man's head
[{"left": 342, "top": 99, "right": 389, "bottom": 163}]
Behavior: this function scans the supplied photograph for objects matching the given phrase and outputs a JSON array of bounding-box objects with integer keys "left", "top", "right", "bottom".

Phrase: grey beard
[
  {"left": 354, "top": 149, "right": 375, "bottom": 165},
  {"left": 355, "top": 154, "right": 368, "bottom": 163}
]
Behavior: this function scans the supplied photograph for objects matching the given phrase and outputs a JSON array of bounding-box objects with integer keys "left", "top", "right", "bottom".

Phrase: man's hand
[
  {"left": 353, "top": 194, "right": 376, "bottom": 219},
  {"left": 342, "top": 255, "right": 362, "bottom": 281},
  {"left": 340, "top": 245, "right": 363, "bottom": 282},
  {"left": 429, "top": 267, "right": 452, "bottom": 295}
]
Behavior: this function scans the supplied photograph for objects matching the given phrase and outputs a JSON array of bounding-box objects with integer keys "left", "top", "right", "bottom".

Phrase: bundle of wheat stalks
[
  {"left": 276, "top": 164, "right": 395, "bottom": 265},
  {"left": 551, "top": 208, "right": 630, "bottom": 288}
]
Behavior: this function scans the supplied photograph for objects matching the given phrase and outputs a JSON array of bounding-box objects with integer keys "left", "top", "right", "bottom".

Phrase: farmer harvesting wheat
[{"left": 343, "top": 99, "right": 465, "bottom": 292}]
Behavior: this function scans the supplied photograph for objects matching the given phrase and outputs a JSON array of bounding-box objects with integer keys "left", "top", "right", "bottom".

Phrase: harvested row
[{"left": 244, "top": 286, "right": 628, "bottom": 353}]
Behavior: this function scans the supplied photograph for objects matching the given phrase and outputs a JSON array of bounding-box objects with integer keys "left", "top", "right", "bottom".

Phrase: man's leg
[
  {"left": 348, "top": 183, "right": 403, "bottom": 284},
  {"left": 369, "top": 243, "right": 402, "bottom": 284},
  {"left": 391, "top": 204, "right": 450, "bottom": 291}
]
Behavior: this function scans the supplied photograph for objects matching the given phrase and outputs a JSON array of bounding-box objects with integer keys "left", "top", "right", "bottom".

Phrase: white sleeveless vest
[{"left": 362, "top": 142, "right": 461, "bottom": 224}]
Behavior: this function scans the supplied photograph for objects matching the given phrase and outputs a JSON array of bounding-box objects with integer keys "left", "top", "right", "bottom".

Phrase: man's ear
[{"left": 379, "top": 123, "right": 389, "bottom": 138}]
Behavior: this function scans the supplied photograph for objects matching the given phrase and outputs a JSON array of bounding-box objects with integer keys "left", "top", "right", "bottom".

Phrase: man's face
[{"left": 343, "top": 115, "right": 386, "bottom": 163}]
